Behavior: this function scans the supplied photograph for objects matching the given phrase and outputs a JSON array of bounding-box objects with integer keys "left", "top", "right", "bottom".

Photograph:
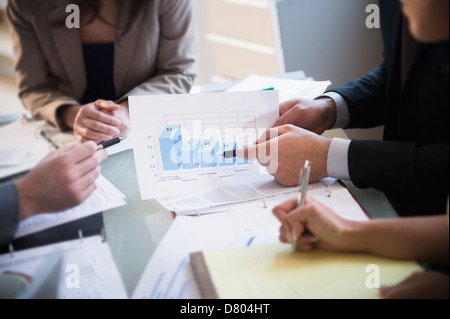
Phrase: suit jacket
[
  {"left": 0, "top": 182, "right": 20, "bottom": 247},
  {"left": 328, "top": 0, "right": 449, "bottom": 216},
  {"left": 7, "top": 0, "right": 198, "bottom": 130}
]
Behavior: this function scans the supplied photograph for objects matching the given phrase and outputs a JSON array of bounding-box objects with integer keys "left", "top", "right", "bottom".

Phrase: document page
[
  {"left": 16, "top": 175, "right": 126, "bottom": 238},
  {"left": 0, "top": 236, "right": 127, "bottom": 299},
  {"left": 129, "top": 90, "right": 279, "bottom": 199}
]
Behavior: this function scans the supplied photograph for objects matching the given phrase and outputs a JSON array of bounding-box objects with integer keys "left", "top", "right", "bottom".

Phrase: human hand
[
  {"left": 236, "top": 125, "right": 331, "bottom": 186},
  {"left": 73, "top": 99, "right": 125, "bottom": 143},
  {"left": 380, "top": 271, "right": 449, "bottom": 299},
  {"left": 16, "top": 141, "right": 108, "bottom": 220},
  {"left": 272, "top": 196, "right": 364, "bottom": 252},
  {"left": 273, "top": 98, "right": 337, "bottom": 134}
]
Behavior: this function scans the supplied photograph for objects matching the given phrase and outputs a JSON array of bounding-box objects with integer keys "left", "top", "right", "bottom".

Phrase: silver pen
[{"left": 292, "top": 160, "right": 311, "bottom": 251}]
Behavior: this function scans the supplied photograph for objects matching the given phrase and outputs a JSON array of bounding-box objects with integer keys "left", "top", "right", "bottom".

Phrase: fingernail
[
  {"left": 113, "top": 119, "right": 121, "bottom": 126},
  {"left": 310, "top": 236, "right": 319, "bottom": 243},
  {"left": 284, "top": 226, "right": 292, "bottom": 242}
]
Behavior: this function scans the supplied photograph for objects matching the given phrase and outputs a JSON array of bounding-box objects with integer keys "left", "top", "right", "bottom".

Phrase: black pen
[
  {"left": 97, "top": 136, "right": 126, "bottom": 151},
  {"left": 216, "top": 149, "right": 237, "bottom": 159}
]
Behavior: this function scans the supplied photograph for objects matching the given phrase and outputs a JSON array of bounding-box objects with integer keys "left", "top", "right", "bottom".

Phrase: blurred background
[{"left": 0, "top": 0, "right": 384, "bottom": 139}]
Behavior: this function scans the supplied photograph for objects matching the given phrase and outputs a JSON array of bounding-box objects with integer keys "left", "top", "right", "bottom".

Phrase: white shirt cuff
[
  {"left": 317, "top": 92, "right": 350, "bottom": 129},
  {"left": 327, "top": 138, "right": 351, "bottom": 180}
]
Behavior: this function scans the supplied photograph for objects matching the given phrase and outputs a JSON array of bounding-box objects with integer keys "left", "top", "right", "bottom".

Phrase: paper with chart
[
  {"left": 0, "top": 236, "right": 127, "bottom": 299},
  {"left": 16, "top": 175, "right": 127, "bottom": 238},
  {"left": 129, "top": 90, "right": 279, "bottom": 199}
]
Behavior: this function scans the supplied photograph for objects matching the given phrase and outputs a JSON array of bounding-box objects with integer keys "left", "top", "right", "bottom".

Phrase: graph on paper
[
  {"left": 129, "top": 90, "right": 279, "bottom": 199},
  {"left": 148, "top": 112, "right": 257, "bottom": 178}
]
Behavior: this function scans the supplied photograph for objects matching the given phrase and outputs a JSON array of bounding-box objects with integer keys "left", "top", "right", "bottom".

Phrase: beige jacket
[{"left": 7, "top": 0, "right": 198, "bottom": 130}]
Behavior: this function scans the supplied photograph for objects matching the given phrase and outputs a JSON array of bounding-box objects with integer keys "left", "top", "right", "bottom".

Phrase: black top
[{"left": 80, "top": 42, "right": 116, "bottom": 105}]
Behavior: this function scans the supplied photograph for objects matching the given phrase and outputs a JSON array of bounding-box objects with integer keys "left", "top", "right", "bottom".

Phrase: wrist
[
  {"left": 316, "top": 97, "right": 337, "bottom": 130},
  {"left": 58, "top": 105, "right": 80, "bottom": 130},
  {"left": 15, "top": 178, "right": 41, "bottom": 221},
  {"left": 315, "top": 137, "right": 332, "bottom": 181},
  {"left": 344, "top": 220, "right": 371, "bottom": 253}
]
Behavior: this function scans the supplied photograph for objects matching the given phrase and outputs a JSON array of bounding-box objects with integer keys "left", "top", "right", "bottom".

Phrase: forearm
[{"left": 358, "top": 216, "right": 449, "bottom": 266}]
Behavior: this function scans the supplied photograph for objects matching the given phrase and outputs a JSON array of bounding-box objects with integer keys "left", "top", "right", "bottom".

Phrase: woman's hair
[{"left": 77, "top": 0, "right": 147, "bottom": 36}]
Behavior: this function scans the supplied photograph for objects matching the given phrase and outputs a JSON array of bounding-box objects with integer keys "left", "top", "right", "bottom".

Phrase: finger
[
  {"left": 81, "top": 105, "right": 122, "bottom": 127},
  {"left": 235, "top": 140, "right": 272, "bottom": 161},
  {"left": 76, "top": 165, "right": 102, "bottom": 192},
  {"left": 279, "top": 99, "right": 298, "bottom": 116},
  {"left": 278, "top": 226, "right": 290, "bottom": 243},
  {"left": 77, "top": 126, "right": 114, "bottom": 143},
  {"left": 67, "top": 141, "right": 98, "bottom": 164},
  {"left": 72, "top": 182, "right": 98, "bottom": 206},
  {"left": 83, "top": 118, "right": 121, "bottom": 136},
  {"left": 74, "top": 149, "right": 107, "bottom": 176},
  {"left": 95, "top": 100, "right": 120, "bottom": 111},
  {"left": 295, "top": 234, "right": 320, "bottom": 247},
  {"left": 272, "top": 197, "right": 299, "bottom": 220}
]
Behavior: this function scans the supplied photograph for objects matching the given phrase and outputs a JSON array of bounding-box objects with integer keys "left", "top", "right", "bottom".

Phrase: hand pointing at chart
[{"left": 235, "top": 125, "right": 331, "bottom": 186}]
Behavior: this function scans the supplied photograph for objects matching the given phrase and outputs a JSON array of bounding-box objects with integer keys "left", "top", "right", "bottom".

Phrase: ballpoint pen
[
  {"left": 97, "top": 136, "right": 127, "bottom": 151},
  {"left": 292, "top": 160, "right": 311, "bottom": 251},
  {"left": 216, "top": 149, "right": 237, "bottom": 158}
]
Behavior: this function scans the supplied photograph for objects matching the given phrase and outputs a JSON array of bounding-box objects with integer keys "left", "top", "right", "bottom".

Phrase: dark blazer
[{"left": 328, "top": 0, "right": 449, "bottom": 216}]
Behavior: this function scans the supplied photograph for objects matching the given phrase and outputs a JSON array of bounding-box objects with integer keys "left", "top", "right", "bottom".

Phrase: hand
[
  {"left": 274, "top": 98, "right": 337, "bottom": 135},
  {"left": 73, "top": 100, "right": 126, "bottom": 143},
  {"left": 272, "top": 196, "right": 364, "bottom": 252},
  {"left": 380, "top": 271, "right": 449, "bottom": 299},
  {"left": 15, "top": 141, "right": 108, "bottom": 220},
  {"left": 236, "top": 125, "right": 331, "bottom": 186}
]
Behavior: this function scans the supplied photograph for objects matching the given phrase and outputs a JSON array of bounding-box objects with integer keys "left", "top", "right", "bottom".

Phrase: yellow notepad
[{"left": 190, "top": 243, "right": 422, "bottom": 299}]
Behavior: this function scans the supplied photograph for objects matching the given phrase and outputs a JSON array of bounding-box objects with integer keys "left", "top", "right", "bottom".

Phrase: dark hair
[{"left": 77, "top": 0, "right": 147, "bottom": 37}]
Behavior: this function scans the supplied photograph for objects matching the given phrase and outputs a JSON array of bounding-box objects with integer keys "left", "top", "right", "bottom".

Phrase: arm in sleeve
[
  {"left": 117, "top": 0, "right": 198, "bottom": 100},
  {"left": 7, "top": 0, "right": 80, "bottom": 130},
  {"left": 0, "top": 183, "right": 20, "bottom": 247},
  {"left": 326, "top": 62, "right": 388, "bottom": 129},
  {"left": 348, "top": 140, "right": 449, "bottom": 216}
]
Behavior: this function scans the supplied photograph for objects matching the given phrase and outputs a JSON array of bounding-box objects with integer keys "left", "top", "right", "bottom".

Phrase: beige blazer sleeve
[{"left": 7, "top": 0, "right": 198, "bottom": 130}]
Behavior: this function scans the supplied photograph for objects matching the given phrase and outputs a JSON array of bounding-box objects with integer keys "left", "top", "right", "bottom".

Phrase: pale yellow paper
[{"left": 203, "top": 243, "right": 422, "bottom": 299}]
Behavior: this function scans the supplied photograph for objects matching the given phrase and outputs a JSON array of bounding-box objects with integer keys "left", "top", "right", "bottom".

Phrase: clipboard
[{"left": 0, "top": 212, "right": 106, "bottom": 256}]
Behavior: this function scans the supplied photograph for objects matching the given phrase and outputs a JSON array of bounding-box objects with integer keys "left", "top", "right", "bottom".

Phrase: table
[{"left": 0, "top": 71, "right": 398, "bottom": 297}]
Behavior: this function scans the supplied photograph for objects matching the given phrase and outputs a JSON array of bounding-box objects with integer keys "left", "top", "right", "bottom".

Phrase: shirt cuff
[
  {"left": 327, "top": 138, "right": 351, "bottom": 180},
  {"left": 316, "top": 92, "right": 350, "bottom": 129}
]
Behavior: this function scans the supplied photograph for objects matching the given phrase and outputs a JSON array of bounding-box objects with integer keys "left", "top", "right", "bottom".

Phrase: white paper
[
  {"left": 16, "top": 175, "right": 127, "bottom": 238},
  {"left": 129, "top": 90, "right": 279, "bottom": 199},
  {"left": 0, "top": 236, "right": 127, "bottom": 299},
  {"left": 158, "top": 177, "right": 344, "bottom": 215},
  {"left": 131, "top": 208, "right": 281, "bottom": 299},
  {"left": 226, "top": 74, "right": 331, "bottom": 102},
  {"left": 132, "top": 187, "right": 369, "bottom": 299}
]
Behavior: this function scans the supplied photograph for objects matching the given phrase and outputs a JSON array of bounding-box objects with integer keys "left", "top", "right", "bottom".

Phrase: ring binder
[
  {"left": 9, "top": 243, "right": 14, "bottom": 258},
  {"left": 78, "top": 229, "right": 83, "bottom": 243}
]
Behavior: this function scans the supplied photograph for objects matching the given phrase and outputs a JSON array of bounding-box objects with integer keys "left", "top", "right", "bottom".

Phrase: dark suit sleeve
[
  {"left": 0, "top": 182, "right": 20, "bottom": 246},
  {"left": 348, "top": 140, "right": 449, "bottom": 216},
  {"left": 327, "top": 62, "right": 388, "bottom": 129}
]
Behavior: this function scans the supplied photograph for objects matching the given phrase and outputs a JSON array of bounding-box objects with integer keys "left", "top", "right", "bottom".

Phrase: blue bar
[
  {"left": 236, "top": 145, "right": 253, "bottom": 165},
  {"left": 159, "top": 125, "right": 182, "bottom": 171},
  {"left": 181, "top": 139, "right": 201, "bottom": 169},
  {"left": 201, "top": 140, "right": 219, "bottom": 168},
  {"left": 219, "top": 142, "right": 237, "bottom": 166}
]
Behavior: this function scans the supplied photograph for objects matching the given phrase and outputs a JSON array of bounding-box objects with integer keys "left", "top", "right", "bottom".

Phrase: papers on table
[
  {"left": 226, "top": 74, "right": 331, "bottom": 102},
  {"left": 0, "top": 236, "right": 128, "bottom": 299},
  {"left": 132, "top": 184, "right": 369, "bottom": 299},
  {"left": 16, "top": 175, "right": 127, "bottom": 238}
]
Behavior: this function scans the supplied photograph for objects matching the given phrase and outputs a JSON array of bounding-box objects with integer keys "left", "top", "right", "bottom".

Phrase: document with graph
[{"left": 129, "top": 90, "right": 279, "bottom": 199}]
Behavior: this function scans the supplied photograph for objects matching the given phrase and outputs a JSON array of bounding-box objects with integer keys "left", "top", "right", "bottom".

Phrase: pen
[
  {"left": 97, "top": 136, "right": 126, "bottom": 151},
  {"left": 292, "top": 160, "right": 311, "bottom": 251},
  {"left": 216, "top": 149, "right": 237, "bottom": 158}
]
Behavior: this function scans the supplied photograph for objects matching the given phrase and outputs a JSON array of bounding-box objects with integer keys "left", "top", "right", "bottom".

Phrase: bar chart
[{"left": 153, "top": 112, "right": 256, "bottom": 173}]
